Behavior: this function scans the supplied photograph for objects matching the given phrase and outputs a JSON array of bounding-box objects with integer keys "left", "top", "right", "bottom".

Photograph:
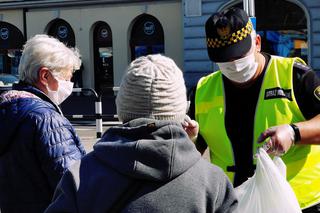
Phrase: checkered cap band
[{"left": 207, "top": 21, "right": 252, "bottom": 48}]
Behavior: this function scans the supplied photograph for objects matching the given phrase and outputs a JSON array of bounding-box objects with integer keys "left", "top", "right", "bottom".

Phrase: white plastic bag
[{"left": 235, "top": 148, "right": 301, "bottom": 213}]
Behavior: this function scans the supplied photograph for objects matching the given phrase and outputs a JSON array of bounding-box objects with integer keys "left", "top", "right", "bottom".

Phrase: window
[
  {"left": 130, "top": 14, "right": 164, "bottom": 61},
  {"left": 0, "top": 21, "right": 24, "bottom": 75},
  {"left": 47, "top": 18, "right": 76, "bottom": 47},
  {"left": 93, "top": 21, "right": 113, "bottom": 94}
]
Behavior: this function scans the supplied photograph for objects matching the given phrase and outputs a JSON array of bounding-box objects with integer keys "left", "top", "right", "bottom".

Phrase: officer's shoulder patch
[{"left": 314, "top": 86, "right": 320, "bottom": 101}]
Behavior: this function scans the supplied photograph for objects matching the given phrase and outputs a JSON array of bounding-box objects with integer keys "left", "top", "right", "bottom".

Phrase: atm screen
[
  {"left": 135, "top": 46, "right": 147, "bottom": 58},
  {"left": 8, "top": 49, "right": 21, "bottom": 76},
  {"left": 152, "top": 44, "right": 164, "bottom": 54},
  {"left": 99, "top": 47, "right": 113, "bottom": 58},
  {"left": 0, "top": 54, "right": 3, "bottom": 73},
  {"left": 134, "top": 44, "right": 164, "bottom": 59}
]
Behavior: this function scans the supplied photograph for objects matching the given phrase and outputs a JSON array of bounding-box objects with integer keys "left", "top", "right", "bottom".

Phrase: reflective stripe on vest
[{"left": 195, "top": 56, "right": 320, "bottom": 209}]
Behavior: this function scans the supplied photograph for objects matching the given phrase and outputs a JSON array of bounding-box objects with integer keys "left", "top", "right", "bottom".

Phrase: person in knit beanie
[
  {"left": 116, "top": 54, "right": 188, "bottom": 123},
  {"left": 46, "top": 54, "right": 238, "bottom": 213}
]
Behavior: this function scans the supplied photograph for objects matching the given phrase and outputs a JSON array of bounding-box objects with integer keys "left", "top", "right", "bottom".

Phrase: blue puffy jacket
[{"left": 0, "top": 82, "right": 86, "bottom": 213}]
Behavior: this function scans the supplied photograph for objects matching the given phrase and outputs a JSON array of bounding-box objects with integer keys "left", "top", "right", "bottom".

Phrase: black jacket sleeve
[{"left": 293, "top": 62, "right": 320, "bottom": 119}]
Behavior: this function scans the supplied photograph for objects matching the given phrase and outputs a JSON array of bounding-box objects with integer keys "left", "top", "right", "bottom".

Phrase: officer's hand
[
  {"left": 182, "top": 115, "right": 199, "bottom": 142},
  {"left": 257, "top": 124, "right": 295, "bottom": 156}
]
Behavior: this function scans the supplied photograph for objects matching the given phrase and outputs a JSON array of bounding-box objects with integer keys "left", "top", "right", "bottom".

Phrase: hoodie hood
[{"left": 93, "top": 118, "right": 201, "bottom": 182}]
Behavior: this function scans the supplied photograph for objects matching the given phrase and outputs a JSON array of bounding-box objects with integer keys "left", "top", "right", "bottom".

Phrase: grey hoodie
[{"left": 46, "top": 118, "right": 237, "bottom": 213}]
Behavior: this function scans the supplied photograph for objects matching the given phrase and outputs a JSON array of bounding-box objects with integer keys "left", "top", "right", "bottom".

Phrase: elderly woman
[{"left": 0, "top": 34, "right": 86, "bottom": 213}]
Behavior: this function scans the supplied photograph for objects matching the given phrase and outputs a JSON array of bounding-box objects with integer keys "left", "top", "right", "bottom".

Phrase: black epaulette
[{"left": 293, "top": 62, "right": 313, "bottom": 75}]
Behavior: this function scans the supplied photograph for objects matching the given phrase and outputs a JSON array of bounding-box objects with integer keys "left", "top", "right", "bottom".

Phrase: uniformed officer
[{"left": 189, "top": 7, "right": 320, "bottom": 212}]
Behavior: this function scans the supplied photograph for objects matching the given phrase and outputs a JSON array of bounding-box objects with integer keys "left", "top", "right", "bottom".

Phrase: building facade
[
  {"left": 0, "top": 0, "right": 183, "bottom": 94},
  {"left": 1, "top": 0, "right": 320, "bottom": 104}
]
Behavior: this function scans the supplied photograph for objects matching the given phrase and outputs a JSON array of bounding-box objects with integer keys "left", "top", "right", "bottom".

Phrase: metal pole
[
  {"left": 248, "top": 0, "right": 255, "bottom": 17},
  {"left": 243, "top": 0, "right": 249, "bottom": 15},
  {"left": 243, "top": 0, "right": 255, "bottom": 17},
  {"left": 71, "top": 87, "right": 103, "bottom": 138},
  {"left": 95, "top": 95, "right": 103, "bottom": 138}
]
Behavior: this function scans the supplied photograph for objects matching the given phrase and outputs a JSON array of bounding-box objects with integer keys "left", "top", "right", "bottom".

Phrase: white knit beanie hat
[{"left": 116, "top": 54, "right": 187, "bottom": 123}]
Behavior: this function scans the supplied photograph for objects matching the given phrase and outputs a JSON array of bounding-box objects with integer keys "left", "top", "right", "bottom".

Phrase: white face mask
[
  {"left": 217, "top": 52, "right": 258, "bottom": 83},
  {"left": 46, "top": 78, "right": 74, "bottom": 105}
]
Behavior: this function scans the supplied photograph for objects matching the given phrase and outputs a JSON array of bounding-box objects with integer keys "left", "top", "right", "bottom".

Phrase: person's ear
[
  {"left": 255, "top": 34, "right": 262, "bottom": 52},
  {"left": 38, "top": 67, "right": 50, "bottom": 86}
]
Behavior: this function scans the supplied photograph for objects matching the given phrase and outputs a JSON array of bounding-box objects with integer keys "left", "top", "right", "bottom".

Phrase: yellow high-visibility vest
[{"left": 195, "top": 56, "right": 320, "bottom": 209}]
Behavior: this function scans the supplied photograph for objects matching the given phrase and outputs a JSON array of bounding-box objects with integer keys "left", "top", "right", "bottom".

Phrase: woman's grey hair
[{"left": 18, "top": 34, "right": 81, "bottom": 84}]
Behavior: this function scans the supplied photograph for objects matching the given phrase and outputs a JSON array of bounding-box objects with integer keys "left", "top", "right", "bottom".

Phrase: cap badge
[{"left": 217, "top": 25, "right": 231, "bottom": 40}]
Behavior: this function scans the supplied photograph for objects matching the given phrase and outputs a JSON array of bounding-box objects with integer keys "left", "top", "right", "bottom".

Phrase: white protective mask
[
  {"left": 217, "top": 52, "right": 258, "bottom": 83},
  {"left": 47, "top": 78, "right": 74, "bottom": 105}
]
